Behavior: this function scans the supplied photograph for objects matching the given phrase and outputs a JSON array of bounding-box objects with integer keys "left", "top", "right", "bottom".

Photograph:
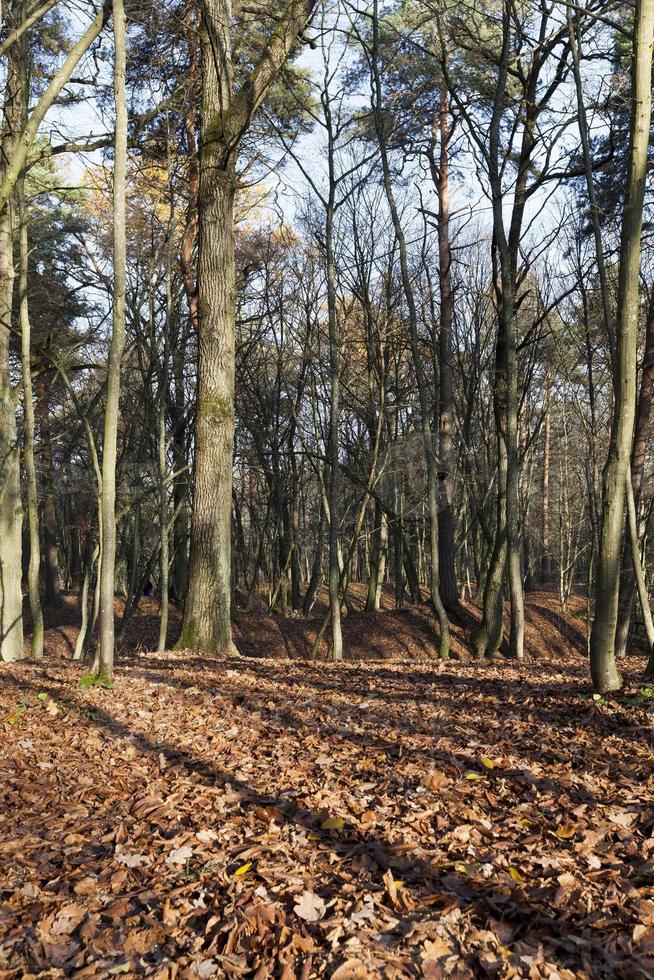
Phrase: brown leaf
[
  {"left": 330, "top": 958, "right": 369, "bottom": 979},
  {"left": 293, "top": 891, "right": 326, "bottom": 922}
]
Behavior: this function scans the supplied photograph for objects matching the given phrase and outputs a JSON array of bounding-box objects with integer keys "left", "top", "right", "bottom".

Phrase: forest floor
[{"left": 1, "top": 592, "right": 654, "bottom": 978}]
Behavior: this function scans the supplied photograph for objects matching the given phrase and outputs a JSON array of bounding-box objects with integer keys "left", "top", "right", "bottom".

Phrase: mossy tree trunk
[{"left": 177, "top": 0, "right": 317, "bottom": 653}]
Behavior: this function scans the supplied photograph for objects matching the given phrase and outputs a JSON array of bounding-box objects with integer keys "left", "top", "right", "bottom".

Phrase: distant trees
[{"left": 1, "top": 0, "right": 654, "bottom": 692}]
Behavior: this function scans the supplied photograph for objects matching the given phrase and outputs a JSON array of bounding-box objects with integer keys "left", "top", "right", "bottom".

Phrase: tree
[
  {"left": 0, "top": 0, "right": 110, "bottom": 663},
  {"left": 363, "top": 0, "right": 450, "bottom": 657},
  {"left": 177, "top": 0, "right": 318, "bottom": 654},
  {"left": 95, "top": 0, "right": 128, "bottom": 682},
  {"left": 590, "top": 0, "right": 654, "bottom": 693}
]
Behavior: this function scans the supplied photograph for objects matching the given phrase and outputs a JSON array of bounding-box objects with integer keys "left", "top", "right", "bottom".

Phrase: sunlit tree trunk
[
  {"left": 95, "top": 0, "right": 127, "bottom": 681},
  {"left": 0, "top": 12, "right": 24, "bottom": 662},
  {"left": 590, "top": 0, "right": 654, "bottom": 692},
  {"left": 35, "top": 373, "right": 60, "bottom": 604},
  {"left": 616, "top": 300, "right": 654, "bottom": 657},
  {"left": 177, "top": 0, "right": 238, "bottom": 654},
  {"left": 541, "top": 382, "right": 551, "bottom": 582},
  {"left": 325, "top": 125, "right": 343, "bottom": 660},
  {"left": 18, "top": 183, "right": 42, "bottom": 657},
  {"left": 178, "top": 0, "right": 316, "bottom": 652},
  {"left": 157, "top": 158, "right": 174, "bottom": 652}
]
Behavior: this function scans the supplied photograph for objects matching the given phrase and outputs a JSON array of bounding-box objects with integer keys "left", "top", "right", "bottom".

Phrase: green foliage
[
  {"left": 621, "top": 686, "right": 654, "bottom": 707},
  {"left": 79, "top": 671, "right": 114, "bottom": 691}
]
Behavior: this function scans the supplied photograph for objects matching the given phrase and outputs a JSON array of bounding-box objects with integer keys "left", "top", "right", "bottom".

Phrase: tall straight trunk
[
  {"left": 290, "top": 453, "right": 301, "bottom": 610},
  {"left": 366, "top": 498, "right": 387, "bottom": 612},
  {"left": 473, "top": 0, "right": 526, "bottom": 660},
  {"left": 501, "top": 266, "right": 525, "bottom": 660},
  {"left": 177, "top": 0, "right": 238, "bottom": 654},
  {"left": 590, "top": 0, "right": 654, "bottom": 692},
  {"left": 616, "top": 299, "right": 654, "bottom": 656},
  {"left": 472, "top": 436, "right": 507, "bottom": 656},
  {"left": 0, "top": 14, "right": 23, "bottom": 662},
  {"left": 371, "top": 0, "right": 449, "bottom": 656},
  {"left": 625, "top": 462, "right": 654, "bottom": 656},
  {"left": 170, "top": 8, "right": 197, "bottom": 610},
  {"left": 157, "top": 168, "right": 174, "bottom": 651},
  {"left": 0, "top": 5, "right": 108, "bottom": 662},
  {"left": 35, "top": 373, "right": 60, "bottom": 604},
  {"left": 393, "top": 485, "right": 405, "bottom": 608},
  {"left": 176, "top": 0, "right": 316, "bottom": 649},
  {"left": 541, "top": 383, "right": 551, "bottom": 582},
  {"left": 171, "top": 347, "right": 189, "bottom": 603},
  {"left": 303, "top": 504, "right": 325, "bottom": 615},
  {"left": 433, "top": 86, "right": 459, "bottom": 613},
  {"left": 325, "top": 190, "right": 343, "bottom": 660},
  {"left": 19, "top": 185, "right": 43, "bottom": 657},
  {"left": 95, "top": 0, "right": 127, "bottom": 681},
  {"left": 180, "top": 6, "right": 200, "bottom": 334},
  {"left": 473, "top": 270, "right": 508, "bottom": 657}
]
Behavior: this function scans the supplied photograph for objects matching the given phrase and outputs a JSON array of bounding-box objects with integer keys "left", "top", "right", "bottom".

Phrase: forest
[{"left": 1, "top": 0, "right": 654, "bottom": 975}]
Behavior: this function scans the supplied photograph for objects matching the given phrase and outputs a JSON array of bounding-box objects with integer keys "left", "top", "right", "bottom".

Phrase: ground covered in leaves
[{"left": 2, "top": 601, "right": 654, "bottom": 978}]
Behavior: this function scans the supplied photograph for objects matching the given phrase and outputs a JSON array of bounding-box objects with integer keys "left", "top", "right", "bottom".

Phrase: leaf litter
[{"left": 0, "top": 648, "right": 653, "bottom": 977}]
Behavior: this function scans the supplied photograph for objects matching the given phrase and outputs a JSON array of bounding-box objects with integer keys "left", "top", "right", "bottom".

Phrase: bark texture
[
  {"left": 96, "top": 0, "right": 127, "bottom": 681},
  {"left": 590, "top": 0, "right": 654, "bottom": 692}
]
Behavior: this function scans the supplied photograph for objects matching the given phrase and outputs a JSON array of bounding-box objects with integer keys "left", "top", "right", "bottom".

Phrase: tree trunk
[
  {"left": 590, "top": 0, "right": 654, "bottom": 692},
  {"left": 366, "top": 498, "right": 387, "bottom": 612},
  {"left": 157, "top": 168, "right": 174, "bottom": 652},
  {"left": 615, "top": 299, "right": 654, "bottom": 656},
  {"left": 371, "top": 0, "right": 449, "bottom": 656},
  {"left": 473, "top": 304, "right": 508, "bottom": 657},
  {"left": 434, "top": 86, "right": 459, "bottom": 614},
  {"left": 541, "top": 383, "right": 551, "bottom": 582},
  {"left": 171, "top": 345, "right": 189, "bottom": 603},
  {"left": 303, "top": 504, "right": 325, "bottom": 616},
  {"left": 19, "top": 184, "right": 43, "bottom": 657},
  {"left": 35, "top": 373, "right": 60, "bottom": 604},
  {"left": 326, "top": 197, "right": 343, "bottom": 660},
  {"left": 0, "top": 16, "right": 24, "bottom": 662},
  {"left": 177, "top": 0, "right": 238, "bottom": 654},
  {"left": 95, "top": 0, "right": 127, "bottom": 682}
]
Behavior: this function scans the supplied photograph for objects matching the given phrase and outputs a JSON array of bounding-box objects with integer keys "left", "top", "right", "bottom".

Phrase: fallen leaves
[{"left": 1, "top": 635, "right": 653, "bottom": 977}]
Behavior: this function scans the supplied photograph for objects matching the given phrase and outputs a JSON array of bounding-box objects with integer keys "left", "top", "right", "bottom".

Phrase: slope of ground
[
  {"left": 29, "top": 588, "right": 592, "bottom": 665},
  {"left": 1, "top": 639, "right": 653, "bottom": 978}
]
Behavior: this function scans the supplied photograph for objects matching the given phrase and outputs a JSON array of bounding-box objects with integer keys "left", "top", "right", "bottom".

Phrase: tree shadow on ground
[{"left": 1, "top": 657, "right": 649, "bottom": 977}]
